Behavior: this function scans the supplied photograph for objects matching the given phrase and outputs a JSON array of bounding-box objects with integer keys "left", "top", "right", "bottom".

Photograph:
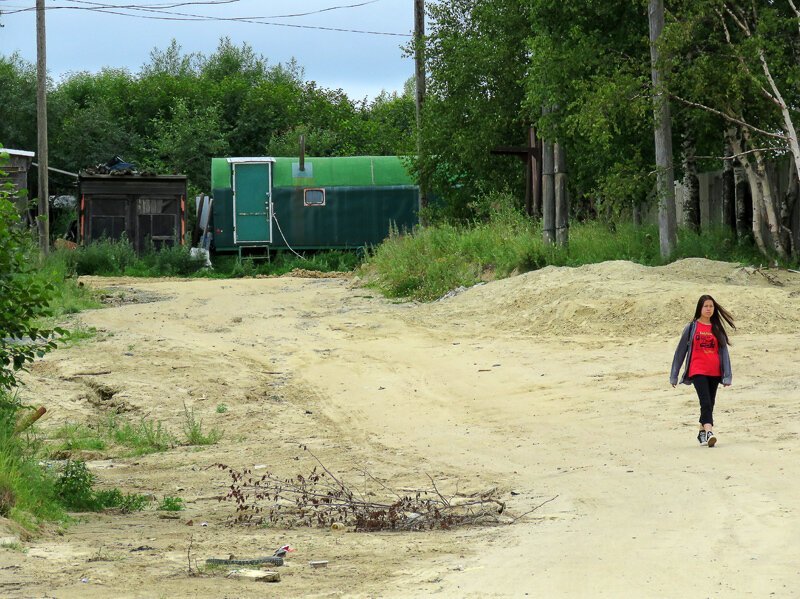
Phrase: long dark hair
[{"left": 694, "top": 294, "right": 736, "bottom": 346}]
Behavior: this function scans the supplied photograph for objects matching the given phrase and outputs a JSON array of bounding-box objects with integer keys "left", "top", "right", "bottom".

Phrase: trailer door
[{"left": 232, "top": 161, "right": 272, "bottom": 244}]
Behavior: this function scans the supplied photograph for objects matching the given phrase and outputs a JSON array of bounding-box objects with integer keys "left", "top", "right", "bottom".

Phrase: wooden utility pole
[
  {"left": 648, "top": 0, "right": 677, "bottom": 258},
  {"left": 414, "top": 0, "right": 427, "bottom": 214},
  {"left": 36, "top": 0, "right": 50, "bottom": 255}
]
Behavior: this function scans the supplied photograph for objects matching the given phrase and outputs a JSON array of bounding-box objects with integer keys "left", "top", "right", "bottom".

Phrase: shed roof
[
  {"left": 3, "top": 149, "right": 35, "bottom": 158},
  {"left": 212, "top": 156, "right": 415, "bottom": 190}
]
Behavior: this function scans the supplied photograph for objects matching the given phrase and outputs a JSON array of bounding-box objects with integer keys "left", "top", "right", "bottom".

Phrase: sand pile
[{"left": 419, "top": 258, "right": 800, "bottom": 338}]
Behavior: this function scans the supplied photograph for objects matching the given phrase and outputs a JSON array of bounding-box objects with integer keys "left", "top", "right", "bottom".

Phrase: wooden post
[
  {"left": 414, "top": 0, "right": 428, "bottom": 215},
  {"left": 648, "top": 0, "right": 677, "bottom": 258},
  {"left": 542, "top": 136, "right": 555, "bottom": 245},
  {"left": 554, "top": 142, "right": 568, "bottom": 247},
  {"left": 530, "top": 127, "right": 542, "bottom": 219},
  {"left": 36, "top": 0, "right": 49, "bottom": 255}
]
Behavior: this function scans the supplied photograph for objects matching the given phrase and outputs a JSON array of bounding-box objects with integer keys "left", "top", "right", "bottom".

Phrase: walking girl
[{"left": 670, "top": 295, "right": 735, "bottom": 447}]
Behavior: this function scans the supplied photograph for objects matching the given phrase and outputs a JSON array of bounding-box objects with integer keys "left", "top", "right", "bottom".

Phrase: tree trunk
[
  {"left": 682, "top": 131, "right": 700, "bottom": 231},
  {"left": 728, "top": 129, "right": 788, "bottom": 259},
  {"left": 781, "top": 160, "right": 798, "bottom": 257},
  {"left": 733, "top": 160, "right": 751, "bottom": 242},
  {"left": 721, "top": 136, "right": 736, "bottom": 233},
  {"left": 648, "top": 0, "right": 677, "bottom": 258}
]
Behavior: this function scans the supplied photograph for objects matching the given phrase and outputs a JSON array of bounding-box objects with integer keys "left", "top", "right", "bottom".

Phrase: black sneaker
[
  {"left": 697, "top": 430, "right": 707, "bottom": 445},
  {"left": 706, "top": 432, "right": 717, "bottom": 447}
]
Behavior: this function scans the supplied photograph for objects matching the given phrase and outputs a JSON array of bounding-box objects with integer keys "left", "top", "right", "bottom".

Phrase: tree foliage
[
  {"left": 414, "top": 0, "right": 532, "bottom": 220},
  {"left": 0, "top": 39, "right": 416, "bottom": 196},
  {"left": 0, "top": 150, "right": 60, "bottom": 391}
]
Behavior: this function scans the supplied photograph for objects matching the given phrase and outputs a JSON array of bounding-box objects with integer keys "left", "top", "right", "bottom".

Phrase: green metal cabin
[{"left": 209, "top": 156, "right": 418, "bottom": 253}]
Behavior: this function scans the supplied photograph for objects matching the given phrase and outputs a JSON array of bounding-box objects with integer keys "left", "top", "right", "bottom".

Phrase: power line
[{"left": 1, "top": 0, "right": 410, "bottom": 36}]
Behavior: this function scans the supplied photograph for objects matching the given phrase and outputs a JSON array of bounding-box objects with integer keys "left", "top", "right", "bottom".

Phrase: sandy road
[{"left": 3, "top": 259, "right": 800, "bottom": 597}]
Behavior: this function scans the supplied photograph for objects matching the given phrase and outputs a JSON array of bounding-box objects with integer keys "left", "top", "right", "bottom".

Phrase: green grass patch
[
  {"left": 104, "top": 415, "right": 176, "bottom": 456},
  {"left": 50, "top": 422, "right": 107, "bottom": 454},
  {"left": 47, "top": 415, "right": 175, "bottom": 459}
]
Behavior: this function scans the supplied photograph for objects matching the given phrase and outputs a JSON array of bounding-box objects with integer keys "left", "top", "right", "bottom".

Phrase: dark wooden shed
[{"left": 78, "top": 174, "right": 187, "bottom": 253}]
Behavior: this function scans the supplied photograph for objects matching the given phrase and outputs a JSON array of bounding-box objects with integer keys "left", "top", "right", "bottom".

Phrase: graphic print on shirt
[
  {"left": 688, "top": 322, "right": 721, "bottom": 377},
  {"left": 696, "top": 330, "right": 717, "bottom": 353}
]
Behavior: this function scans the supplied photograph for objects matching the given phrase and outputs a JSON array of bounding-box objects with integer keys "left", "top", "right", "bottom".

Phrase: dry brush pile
[{"left": 214, "top": 447, "right": 532, "bottom": 532}]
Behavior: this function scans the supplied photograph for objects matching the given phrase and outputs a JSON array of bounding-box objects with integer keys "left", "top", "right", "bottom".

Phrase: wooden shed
[
  {"left": 78, "top": 174, "right": 187, "bottom": 253},
  {"left": 0, "top": 148, "right": 35, "bottom": 216}
]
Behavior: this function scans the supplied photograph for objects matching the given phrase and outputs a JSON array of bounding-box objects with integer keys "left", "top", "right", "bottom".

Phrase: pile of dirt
[{"left": 417, "top": 259, "right": 800, "bottom": 338}]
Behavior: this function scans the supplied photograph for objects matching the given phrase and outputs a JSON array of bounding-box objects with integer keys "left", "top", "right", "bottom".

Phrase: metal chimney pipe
[{"left": 299, "top": 135, "right": 305, "bottom": 172}]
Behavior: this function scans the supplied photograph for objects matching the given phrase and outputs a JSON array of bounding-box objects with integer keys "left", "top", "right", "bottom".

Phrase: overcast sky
[{"left": 0, "top": 0, "right": 414, "bottom": 100}]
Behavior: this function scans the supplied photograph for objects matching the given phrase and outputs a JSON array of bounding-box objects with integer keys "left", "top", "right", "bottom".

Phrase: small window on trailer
[{"left": 304, "top": 188, "right": 325, "bottom": 206}]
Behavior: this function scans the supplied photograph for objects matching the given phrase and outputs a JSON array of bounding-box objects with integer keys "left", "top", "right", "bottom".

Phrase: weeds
[
  {"left": 158, "top": 496, "right": 184, "bottom": 511},
  {"left": 215, "top": 404, "right": 228, "bottom": 414},
  {"left": 182, "top": 403, "right": 222, "bottom": 446},
  {"left": 50, "top": 422, "right": 107, "bottom": 454},
  {"left": 48, "top": 238, "right": 360, "bottom": 279},
  {"left": 105, "top": 415, "right": 175, "bottom": 455},
  {"left": 49, "top": 416, "right": 174, "bottom": 458},
  {"left": 0, "top": 390, "right": 64, "bottom": 528}
]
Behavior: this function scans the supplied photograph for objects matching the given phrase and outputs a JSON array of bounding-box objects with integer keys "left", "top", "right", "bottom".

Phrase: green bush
[
  {"left": 0, "top": 186, "right": 61, "bottom": 390},
  {"left": 158, "top": 496, "right": 184, "bottom": 511},
  {"left": 55, "top": 460, "right": 149, "bottom": 513}
]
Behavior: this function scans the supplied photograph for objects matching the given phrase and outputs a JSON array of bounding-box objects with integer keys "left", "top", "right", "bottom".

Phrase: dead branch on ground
[{"left": 213, "top": 446, "right": 548, "bottom": 532}]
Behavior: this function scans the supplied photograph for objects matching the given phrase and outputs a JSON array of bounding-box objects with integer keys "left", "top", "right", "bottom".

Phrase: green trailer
[{"left": 208, "top": 156, "right": 418, "bottom": 254}]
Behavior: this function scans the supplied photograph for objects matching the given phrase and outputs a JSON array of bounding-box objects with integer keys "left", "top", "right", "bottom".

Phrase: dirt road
[{"left": 3, "top": 259, "right": 800, "bottom": 597}]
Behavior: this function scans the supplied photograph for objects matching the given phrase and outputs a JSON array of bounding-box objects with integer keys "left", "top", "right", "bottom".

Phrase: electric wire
[{"left": 0, "top": 0, "right": 409, "bottom": 36}]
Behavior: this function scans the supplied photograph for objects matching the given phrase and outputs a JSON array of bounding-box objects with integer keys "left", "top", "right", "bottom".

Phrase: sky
[{"left": 0, "top": 0, "right": 415, "bottom": 100}]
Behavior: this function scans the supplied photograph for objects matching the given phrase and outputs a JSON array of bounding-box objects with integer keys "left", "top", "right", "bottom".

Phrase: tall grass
[
  {"left": 51, "top": 237, "right": 204, "bottom": 277},
  {"left": 0, "top": 392, "right": 64, "bottom": 528},
  {"left": 48, "top": 238, "right": 360, "bottom": 279},
  {"left": 366, "top": 194, "right": 768, "bottom": 301}
]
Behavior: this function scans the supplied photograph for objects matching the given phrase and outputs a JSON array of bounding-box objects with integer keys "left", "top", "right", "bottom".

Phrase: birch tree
[{"left": 665, "top": 0, "right": 800, "bottom": 258}]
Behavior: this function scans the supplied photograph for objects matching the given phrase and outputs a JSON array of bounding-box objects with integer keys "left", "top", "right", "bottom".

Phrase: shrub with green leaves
[
  {"left": 158, "top": 496, "right": 184, "bottom": 511},
  {"left": 55, "top": 460, "right": 149, "bottom": 513},
  {"left": 0, "top": 154, "right": 61, "bottom": 391}
]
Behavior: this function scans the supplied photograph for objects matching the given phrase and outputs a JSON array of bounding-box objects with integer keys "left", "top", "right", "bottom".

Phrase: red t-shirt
[{"left": 688, "top": 321, "right": 721, "bottom": 377}]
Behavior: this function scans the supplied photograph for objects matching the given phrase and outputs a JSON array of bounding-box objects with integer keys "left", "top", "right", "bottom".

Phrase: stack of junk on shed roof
[{"left": 78, "top": 157, "right": 187, "bottom": 253}]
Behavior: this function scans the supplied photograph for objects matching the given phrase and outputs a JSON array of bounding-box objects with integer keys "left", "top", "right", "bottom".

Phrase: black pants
[{"left": 693, "top": 375, "right": 721, "bottom": 426}]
